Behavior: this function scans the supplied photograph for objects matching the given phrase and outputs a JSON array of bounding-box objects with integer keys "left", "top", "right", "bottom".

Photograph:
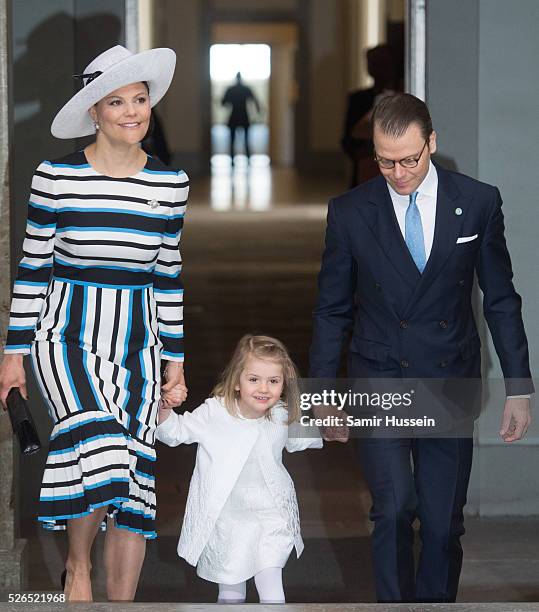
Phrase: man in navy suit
[{"left": 310, "top": 93, "right": 533, "bottom": 603}]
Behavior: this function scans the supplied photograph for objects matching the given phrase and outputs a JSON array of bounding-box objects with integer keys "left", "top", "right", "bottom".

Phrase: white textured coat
[{"left": 155, "top": 397, "right": 323, "bottom": 566}]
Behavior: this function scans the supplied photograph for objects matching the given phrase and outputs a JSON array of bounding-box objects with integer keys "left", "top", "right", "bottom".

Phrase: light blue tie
[{"left": 405, "top": 191, "right": 426, "bottom": 273}]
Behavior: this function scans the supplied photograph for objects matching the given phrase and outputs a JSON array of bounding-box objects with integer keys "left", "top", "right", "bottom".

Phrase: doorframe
[{"left": 405, "top": 0, "right": 426, "bottom": 98}]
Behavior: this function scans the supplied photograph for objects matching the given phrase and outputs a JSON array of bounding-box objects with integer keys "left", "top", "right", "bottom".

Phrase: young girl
[{"left": 156, "top": 334, "right": 339, "bottom": 604}]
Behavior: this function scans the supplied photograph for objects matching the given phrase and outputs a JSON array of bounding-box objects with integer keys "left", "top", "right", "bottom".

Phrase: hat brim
[{"left": 51, "top": 48, "right": 176, "bottom": 139}]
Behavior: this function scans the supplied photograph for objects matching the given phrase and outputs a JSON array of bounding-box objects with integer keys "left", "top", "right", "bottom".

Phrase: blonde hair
[{"left": 212, "top": 335, "right": 301, "bottom": 424}]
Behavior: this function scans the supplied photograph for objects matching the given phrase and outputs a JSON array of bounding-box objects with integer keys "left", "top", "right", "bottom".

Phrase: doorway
[
  {"left": 211, "top": 22, "right": 298, "bottom": 168},
  {"left": 210, "top": 42, "right": 270, "bottom": 168}
]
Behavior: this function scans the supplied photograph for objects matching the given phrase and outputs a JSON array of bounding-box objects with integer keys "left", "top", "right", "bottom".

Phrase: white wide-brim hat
[{"left": 51, "top": 45, "right": 176, "bottom": 139}]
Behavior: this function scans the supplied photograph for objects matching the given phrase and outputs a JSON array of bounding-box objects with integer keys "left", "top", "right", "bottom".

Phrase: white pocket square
[{"left": 456, "top": 234, "right": 478, "bottom": 244}]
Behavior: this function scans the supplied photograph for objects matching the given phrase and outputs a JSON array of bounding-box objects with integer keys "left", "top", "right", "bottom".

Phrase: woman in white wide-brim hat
[{"left": 0, "top": 45, "right": 189, "bottom": 601}]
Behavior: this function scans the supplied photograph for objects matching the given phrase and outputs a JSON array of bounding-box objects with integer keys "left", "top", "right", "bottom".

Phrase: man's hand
[
  {"left": 499, "top": 397, "right": 531, "bottom": 442},
  {"left": 312, "top": 404, "right": 349, "bottom": 443}
]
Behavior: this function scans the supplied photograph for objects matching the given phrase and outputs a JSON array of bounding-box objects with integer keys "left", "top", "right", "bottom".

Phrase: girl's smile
[{"left": 235, "top": 356, "right": 284, "bottom": 418}]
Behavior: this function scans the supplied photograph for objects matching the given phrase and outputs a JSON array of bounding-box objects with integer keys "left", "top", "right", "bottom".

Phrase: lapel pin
[
  {"left": 455, "top": 207, "right": 463, "bottom": 216},
  {"left": 147, "top": 199, "right": 159, "bottom": 209}
]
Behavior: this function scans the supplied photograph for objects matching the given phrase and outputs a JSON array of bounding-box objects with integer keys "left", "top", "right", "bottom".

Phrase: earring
[{"left": 94, "top": 121, "right": 100, "bottom": 130}]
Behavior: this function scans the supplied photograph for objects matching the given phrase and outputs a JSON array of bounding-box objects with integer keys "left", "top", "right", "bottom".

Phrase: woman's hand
[
  {"left": 0, "top": 354, "right": 27, "bottom": 409},
  {"left": 161, "top": 361, "right": 188, "bottom": 408}
]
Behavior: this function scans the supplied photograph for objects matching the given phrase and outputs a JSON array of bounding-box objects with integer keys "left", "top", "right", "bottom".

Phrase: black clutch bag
[{"left": 6, "top": 387, "right": 41, "bottom": 455}]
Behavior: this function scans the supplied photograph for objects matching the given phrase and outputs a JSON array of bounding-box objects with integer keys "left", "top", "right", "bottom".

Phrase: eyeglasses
[{"left": 374, "top": 139, "right": 429, "bottom": 169}]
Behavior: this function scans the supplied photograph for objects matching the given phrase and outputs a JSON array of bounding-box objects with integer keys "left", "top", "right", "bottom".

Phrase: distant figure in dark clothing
[
  {"left": 222, "top": 72, "right": 261, "bottom": 163},
  {"left": 342, "top": 45, "right": 398, "bottom": 187}
]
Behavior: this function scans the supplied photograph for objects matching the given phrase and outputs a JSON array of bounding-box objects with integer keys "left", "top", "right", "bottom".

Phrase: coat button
[
  {"left": 400, "top": 359, "right": 409, "bottom": 368},
  {"left": 400, "top": 320, "right": 408, "bottom": 329},
  {"left": 439, "top": 320, "right": 448, "bottom": 328},
  {"left": 439, "top": 360, "right": 447, "bottom": 368},
  {"left": 374, "top": 282, "right": 381, "bottom": 291},
  {"left": 458, "top": 279, "right": 465, "bottom": 287}
]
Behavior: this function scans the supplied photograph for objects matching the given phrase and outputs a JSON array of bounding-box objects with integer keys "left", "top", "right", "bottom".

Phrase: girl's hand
[
  {"left": 161, "top": 383, "right": 188, "bottom": 408},
  {"left": 161, "top": 362, "right": 188, "bottom": 407},
  {"left": 158, "top": 402, "right": 173, "bottom": 425},
  {"left": 0, "top": 354, "right": 27, "bottom": 410}
]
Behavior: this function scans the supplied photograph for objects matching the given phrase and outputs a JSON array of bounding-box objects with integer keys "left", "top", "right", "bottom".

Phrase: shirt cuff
[{"left": 3, "top": 345, "right": 31, "bottom": 355}]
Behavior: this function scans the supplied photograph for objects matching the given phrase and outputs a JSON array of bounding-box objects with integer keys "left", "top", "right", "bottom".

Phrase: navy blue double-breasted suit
[{"left": 310, "top": 163, "right": 532, "bottom": 602}]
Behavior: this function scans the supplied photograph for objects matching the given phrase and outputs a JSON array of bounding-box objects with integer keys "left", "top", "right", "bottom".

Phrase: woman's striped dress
[{"left": 4, "top": 151, "right": 188, "bottom": 538}]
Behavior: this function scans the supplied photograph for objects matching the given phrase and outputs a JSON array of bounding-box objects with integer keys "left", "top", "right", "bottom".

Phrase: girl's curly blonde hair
[{"left": 212, "top": 334, "right": 300, "bottom": 424}]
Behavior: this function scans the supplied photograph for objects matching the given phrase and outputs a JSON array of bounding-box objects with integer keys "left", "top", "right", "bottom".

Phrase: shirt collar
[
  {"left": 420, "top": 161, "right": 438, "bottom": 198},
  {"left": 386, "top": 160, "right": 438, "bottom": 201}
]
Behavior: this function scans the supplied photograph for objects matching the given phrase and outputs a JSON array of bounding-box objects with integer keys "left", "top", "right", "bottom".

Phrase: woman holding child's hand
[
  {"left": 161, "top": 362, "right": 188, "bottom": 408},
  {"left": 0, "top": 44, "right": 187, "bottom": 603}
]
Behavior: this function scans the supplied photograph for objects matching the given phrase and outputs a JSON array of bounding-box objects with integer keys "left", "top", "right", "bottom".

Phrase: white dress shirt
[
  {"left": 387, "top": 160, "right": 438, "bottom": 260},
  {"left": 386, "top": 162, "right": 528, "bottom": 400}
]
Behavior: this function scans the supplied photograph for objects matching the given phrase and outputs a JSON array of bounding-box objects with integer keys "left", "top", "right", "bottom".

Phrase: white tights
[{"left": 217, "top": 567, "right": 285, "bottom": 604}]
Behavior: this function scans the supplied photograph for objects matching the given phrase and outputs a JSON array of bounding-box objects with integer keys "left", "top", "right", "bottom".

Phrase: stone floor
[
  {"left": 11, "top": 163, "right": 539, "bottom": 610},
  {"left": 17, "top": 514, "right": 539, "bottom": 605}
]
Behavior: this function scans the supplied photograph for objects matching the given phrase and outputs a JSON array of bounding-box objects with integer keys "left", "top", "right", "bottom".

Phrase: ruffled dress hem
[{"left": 37, "top": 410, "right": 157, "bottom": 539}]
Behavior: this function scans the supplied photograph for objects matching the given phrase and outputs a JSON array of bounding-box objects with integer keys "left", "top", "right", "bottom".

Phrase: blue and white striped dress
[{"left": 4, "top": 151, "right": 188, "bottom": 538}]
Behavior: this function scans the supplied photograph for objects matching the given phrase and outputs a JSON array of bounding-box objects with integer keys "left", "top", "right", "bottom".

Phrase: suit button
[
  {"left": 439, "top": 320, "right": 448, "bottom": 328},
  {"left": 400, "top": 359, "right": 409, "bottom": 368},
  {"left": 439, "top": 360, "right": 447, "bottom": 368},
  {"left": 458, "top": 279, "right": 465, "bottom": 287},
  {"left": 374, "top": 282, "right": 381, "bottom": 291},
  {"left": 400, "top": 320, "right": 408, "bottom": 329}
]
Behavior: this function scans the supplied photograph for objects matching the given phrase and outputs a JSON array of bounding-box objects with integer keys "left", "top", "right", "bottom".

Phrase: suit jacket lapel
[
  {"left": 359, "top": 176, "right": 421, "bottom": 289},
  {"left": 402, "top": 166, "right": 469, "bottom": 315}
]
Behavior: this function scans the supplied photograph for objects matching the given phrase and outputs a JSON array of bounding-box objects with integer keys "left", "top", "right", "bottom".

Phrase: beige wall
[
  {"left": 309, "top": 0, "right": 348, "bottom": 152},
  {"left": 153, "top": 0, "right": 203, "bottom": 158},
  {"left": 388, "top": 0, "right": 405, "bottom": 21}
]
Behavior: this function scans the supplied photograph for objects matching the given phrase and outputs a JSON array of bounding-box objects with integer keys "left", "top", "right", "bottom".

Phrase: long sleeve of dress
[
  {"left": 4, "top": 162, "right": 57, "bottom": 355},
  {"left": 155, "top": 400, "right": 211, "bottom": 446},
  {"left": 285, "top": 432, "right": 324, "bottom": 452},
  {"left": 152, "top": 170, "right": 189, "bottom": 362}
]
